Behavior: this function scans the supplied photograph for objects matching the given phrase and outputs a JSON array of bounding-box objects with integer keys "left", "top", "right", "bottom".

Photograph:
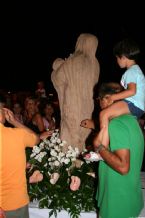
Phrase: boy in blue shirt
[{"left": 95, "top": 38, "right": 145, "bottom": 146}]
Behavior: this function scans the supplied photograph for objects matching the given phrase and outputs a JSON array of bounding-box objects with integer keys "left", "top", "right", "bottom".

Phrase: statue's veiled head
[{"left": 75, "top": 33, "right": 98, "bottom": 57}]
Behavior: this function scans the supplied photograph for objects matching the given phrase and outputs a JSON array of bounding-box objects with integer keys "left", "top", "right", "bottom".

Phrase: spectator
[
  {"left": 35, "top": 81, "right": 46, "bottom": 98},
  {"left": 93, "top": 83, "right": 144, "bottom": 218},
  {"left": 0, "top": 106, "right": 39, "bottom": 218}
]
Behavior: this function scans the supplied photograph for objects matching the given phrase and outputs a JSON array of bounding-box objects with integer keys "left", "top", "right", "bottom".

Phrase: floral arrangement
[{"left": 26, "top": 130, "right": 97, "bottom": 218}]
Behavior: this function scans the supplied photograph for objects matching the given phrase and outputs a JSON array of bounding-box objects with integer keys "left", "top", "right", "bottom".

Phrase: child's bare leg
[
  {"left": 94, "top": 101, "right": 130, "bottom": 148},
  {"left": 99, "top": 109, "right": 114, "bottom": 146},
  {"left": 94, "top": 112, "right": 109, "bottom": 147}
]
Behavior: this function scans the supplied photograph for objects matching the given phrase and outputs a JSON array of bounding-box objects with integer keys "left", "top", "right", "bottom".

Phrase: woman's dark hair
[
  {"left": 113, "top": 38, "right": 140, "bottom": 61},
  {"left": 38, "top": 98, "right": 54, "bottom": 116}
]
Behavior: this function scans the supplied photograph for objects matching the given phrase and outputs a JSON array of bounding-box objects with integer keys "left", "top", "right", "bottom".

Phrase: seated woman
[
  {"left": 24, "top": 96, "right": 53, "bottom": 171},
  {"left": 13, "top": 102, "right": 24, "bottom": 124},
  {"left": 35, "top": 80, "right": 47, "bottom": 98},
  {"left": 24, "top": 96, "right": 44, "bottom": 133},
  {"left": 24, "top": 96, "right": 53, "bottom": 139},
  {"left": 39, "top": 99, "right": 56, "bottom": 131}
]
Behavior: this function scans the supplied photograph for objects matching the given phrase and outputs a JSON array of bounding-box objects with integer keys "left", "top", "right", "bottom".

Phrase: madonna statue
[{"left": 51, "top": 33, "right": 100, "bottom": 152}]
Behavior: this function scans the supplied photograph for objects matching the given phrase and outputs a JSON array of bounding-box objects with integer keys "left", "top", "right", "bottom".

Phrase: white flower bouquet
[{"left": 26, "top": 129, "right": 97, "bottom": 218}]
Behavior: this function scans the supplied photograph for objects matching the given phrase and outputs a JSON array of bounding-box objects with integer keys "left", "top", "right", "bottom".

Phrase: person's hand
[
  {"left": 3, "top": 108, "right": 16, "bottom": 124},
  {"left": 26, "top": 162, "right": 31, "bottom": 169},
  {"left": 40, "top": 130, "right": 54, "bottom": 140},
  {"left": 80, "top": 119, "right": 95, "bottom": 129},
  {"left": 83, "top": 151, "right": 103, "bottom": 162}
]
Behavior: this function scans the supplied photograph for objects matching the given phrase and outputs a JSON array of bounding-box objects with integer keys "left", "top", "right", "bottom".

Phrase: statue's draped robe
[{"left": 51, "top": 34, "right": 100, "bottom": 152}]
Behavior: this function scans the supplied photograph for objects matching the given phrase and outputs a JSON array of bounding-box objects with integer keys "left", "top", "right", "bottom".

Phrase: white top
[
  {"left": 43, "top": 117, "right": 55, "bottom": 130},
  {"left": 121, "top": 64, "right": 145, "bottom": 111}
]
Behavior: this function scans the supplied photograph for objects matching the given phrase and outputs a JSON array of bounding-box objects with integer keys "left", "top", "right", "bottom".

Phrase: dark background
[{"left": 1, "top": 3, "right": 145, "bottom": 93}]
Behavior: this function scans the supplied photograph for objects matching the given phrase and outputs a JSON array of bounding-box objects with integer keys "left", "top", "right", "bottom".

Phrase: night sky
[{"left": 1, "top": 3, "right": 145, "bottom": 93}]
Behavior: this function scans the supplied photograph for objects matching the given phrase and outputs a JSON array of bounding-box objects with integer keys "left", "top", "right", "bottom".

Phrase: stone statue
[{"left": 51, "top": 33, "right": 100, "bottom": 152}]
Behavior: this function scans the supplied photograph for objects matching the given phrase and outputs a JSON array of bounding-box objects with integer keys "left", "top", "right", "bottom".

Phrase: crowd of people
[{"left": 0, "top": 82, "right": 60, "bottom": 133}]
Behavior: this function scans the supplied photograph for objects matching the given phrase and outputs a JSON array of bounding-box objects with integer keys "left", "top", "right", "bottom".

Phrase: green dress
[{"left": 97, "top": 114, "right": 144, "bottom": 218}]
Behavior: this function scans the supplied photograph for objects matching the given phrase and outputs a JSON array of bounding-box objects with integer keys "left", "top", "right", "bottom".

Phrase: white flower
[
  {"left": 58, "top": 152, "right": 65, "bottom": 157},
  {"left": 71, "top": 157, "right": 76, "bottom": 162},
  {"left": 54, "top": 160, "right": 60, "bottom": 167},
  {"left": 43, "top": 139, "right": 49, "bottom": 144},
  {"left": 30, "top": 153, "right": 36, "bottom": 158},
  {"left": 60, "top": 157, "right": 65, "bottom": 163},
  {"left": 66, "top": 153, "right": 71, "bottom": 158},
  {"left": 86, "top": 172, "right": 96, "bottom": 178},
  {"left": 32, "top": 145, "right": 41, "bottom": 154},
  {"left": 39, "top": 142, "right": 45, "bottom": 149},
  {"left": 34, "top": 152, "right": 46, "bottom": 163},
  {"left": 64, "top": 158, "right": 70, "bottom": 164},
  {"left": 56, "top": 138, "right": 61, "bottom": 144},
  {"left": 49, "top": 143, "right": 54, "bottom": 148},
  {"left": 35, "top": 155, "right": 42, "bottom": 163},
  {"left": 48, "top": 162, "right": 54, "bottom": 167},
  {"left": 50, "top": 172, "right": 60, "bottom": 185},
  {"left": 50, "top": 150, "right": 57, "bottom": 157},
  {"left": 82, "top": 148, "right": 88, "bottom": 153},
  {"left": 54, "top": 145, "right": 60, "bottom": 152},
  {"left": 40, "top": 151, "right": 47, "bottom": 157},
  {"left": 85, "top": 160, "right": 91, "bottom": 164},
  {"left": 47, "top": 171, "right": 51, "bottom": 176}
]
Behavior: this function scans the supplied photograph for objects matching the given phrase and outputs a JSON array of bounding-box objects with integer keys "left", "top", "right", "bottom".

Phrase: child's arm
[{"left": 110, "top": 83, "right": 136, "bottom": 101}]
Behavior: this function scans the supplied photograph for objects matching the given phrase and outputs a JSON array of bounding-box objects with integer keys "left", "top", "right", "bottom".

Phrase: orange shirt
[{"left": 0, "top": 123, "right": 38, "bottom": 210}]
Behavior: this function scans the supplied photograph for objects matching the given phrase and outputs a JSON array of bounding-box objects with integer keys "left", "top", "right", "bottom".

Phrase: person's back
[
  {"left": 97, "top": 114, "right": 144, "bottom": 218},
  {"left": 1, "top": 127, "right": 36, "bottom": 210},
  {"left": 121, "top": 64, "right": 145, "bottom": 112},
  {"left": 0, "top": 108, "right": 39, "bottom": 217}
]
